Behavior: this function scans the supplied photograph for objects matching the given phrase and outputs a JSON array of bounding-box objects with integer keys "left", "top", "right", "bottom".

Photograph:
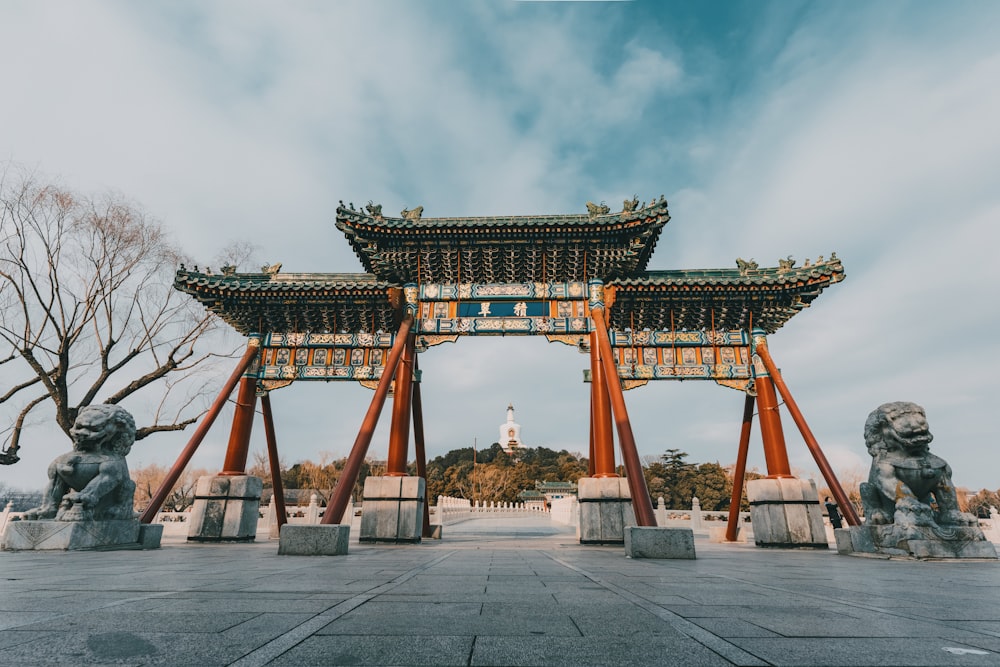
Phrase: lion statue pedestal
[
  {"left": 0, "top": 405, "right": 161, "bottom": 551},
  {"left": 837, "top": 402, "right": 996, "bottom": 559}
]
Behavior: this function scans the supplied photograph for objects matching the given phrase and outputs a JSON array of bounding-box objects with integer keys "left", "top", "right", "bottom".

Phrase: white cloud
[{"left": 3, "top": 2, "right": 1000, "bottom": 494}]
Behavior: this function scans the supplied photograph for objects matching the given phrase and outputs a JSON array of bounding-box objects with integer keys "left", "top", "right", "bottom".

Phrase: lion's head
[
  {"left": 70, "top": 404, "right": 136, "bottom": 457},
  {"left": 863, "top": 401, "right": 933, "bottom": 457}
]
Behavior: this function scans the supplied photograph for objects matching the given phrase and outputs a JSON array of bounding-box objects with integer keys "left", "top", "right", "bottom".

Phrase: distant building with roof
[{"left": 518, "top": 480, "right": 578, "bottom": 510}]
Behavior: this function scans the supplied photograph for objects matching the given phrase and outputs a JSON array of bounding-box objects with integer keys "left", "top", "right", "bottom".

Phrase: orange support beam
[
  {"left": 589, "top": 331, "right": 617, "bottom": 477},
  {"left": 754, "top": 337, "right": 861, "bottom": 527},
  {"left": 591, "top": 306, "right": 657, "bottom": 527},
  {"left": 139, "top": 339, "right": 260, "bottom": 523},
  {"left": 322, "top": 315, "right": 414, "bottom": 525},
  {"left": 260, "top": 393, "right": 287, "bottom": 531},
  {"left": 221, "top": 375, "right": 258, "bottom": 475},
  {"left": 386, "top": 333, "right": 415, "bottom": 476},
  {"left": 725, "top": 393, "right": 755, "bottom": 542}
]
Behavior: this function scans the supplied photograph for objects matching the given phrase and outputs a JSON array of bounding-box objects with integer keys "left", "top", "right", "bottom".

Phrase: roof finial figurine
[
  {"left": 262, "top": 262, "right": 282, "bottom": 275},
  {"left": 401, "top": 206, "right": 423, "bottom": 221},
  {"left": 777, "top": 256, "right": 795, "bottom": 272},
  {"left": 736, "top": 257, "right": 758, "bottom": 275},
  {"left": 586, "top": 201, "right": 610, "bottom": 219},
  {"left": 366, "top": 201, "right": 384, "bottom": 219},
  {"left": 622, "top": 195, "right": 639, "bottom": 213},
  {"left": 221, "top": 264, "right": 236, "bottom": 276}
]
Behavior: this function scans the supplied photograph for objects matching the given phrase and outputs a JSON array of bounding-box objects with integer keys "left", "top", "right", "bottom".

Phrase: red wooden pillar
[
  {"left": 411, "top": 354, "right": 433, "bottom": 538},
  {"left": 138, "top": 339, "right": 261, "bottom": 523},
  {"left": 587, "top": 397, "right": 596, "bottom": 477},
  {"left": 751, "top": 331, "right": 793, "bottom": 478},
  {"left": 725, "top": 393, "right": 755, "bottom": 541},
  {"left": 221, "top": 374, "right": 259, "bottom": 475},
  {"left": 754, "top": 336, "right": 861, "bottom": 526},
  {"left": 322, "top": 315, "right": 413, "bottom": 525},
  {"left": 590, "top": 301, "right": 657, "bottom": 527},
  {"left": 260, "top": 393, "right": 287, "bottom": 531},
  {"left": 589, "top": 331, "right": 617, "bottom": 477},
  {"left": 386, "top": 333, "right": 415, "bottom": 476}
]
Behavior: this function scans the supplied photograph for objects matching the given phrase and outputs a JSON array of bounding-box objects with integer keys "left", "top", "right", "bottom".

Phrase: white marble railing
[
  {"left": 653, "top": 497, "right": 752, "bottom": 531},
  {"left": 429, "top": 496, "right": 545, "bottom": 525}
]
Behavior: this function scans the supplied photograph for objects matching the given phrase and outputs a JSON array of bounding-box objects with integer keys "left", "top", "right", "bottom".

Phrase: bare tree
[
  {"left": 131, "top": 463, "right": 212, "bottom": 512},
  {"left": 0, "top": 166, "right": 229, "bottom": 463}
]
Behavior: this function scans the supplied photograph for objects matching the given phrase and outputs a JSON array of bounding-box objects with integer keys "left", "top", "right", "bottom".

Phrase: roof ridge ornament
[
  {"left": 585, "top": 201, "right": 610, "bottom": 219},
  {"left": 777, "top": 256, "right": 795, "bottom": 273},
  {"left": 366, "top": 201, "right": 384, "bottom": 220},
  {"left": 736, "top": 258, "right": 758, "bottom": 275},
  {"left": 262, "top": 262, "right": 282, "bottom": 275},
  {"left": 622, "top": 195, "right": 639, "bottom": 213},
  {"left": 401, "top": 206, "right": 423, "bottom": 221}
]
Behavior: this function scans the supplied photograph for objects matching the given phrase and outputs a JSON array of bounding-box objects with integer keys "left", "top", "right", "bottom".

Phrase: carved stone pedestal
[
  {"left": 578, "top": 477, "right": 636, "bottom": 545},
  {"left": 746, "top": 478, "right": 827, "bottom": 548},
  {"left": 837, "top": 525, "right": 998, "bottom": 559},
  {"left": 1, "top": 520, "right": 161, "bottom": 551},
  {"left": 187, "top": 475, "right": 262, "bottom": 542},
  {"left": 359, "top": 476, "right": 425, "bottom": 543}
]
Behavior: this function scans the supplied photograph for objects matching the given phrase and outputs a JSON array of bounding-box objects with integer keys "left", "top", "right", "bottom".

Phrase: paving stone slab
[
  {"left": 268, "top": 634, "right": 474, "bottom": 666},
  {"left": 470, "top": 634, "right": 735, "bottom": 667},
  {"left": 731, "top": 637, "right": 999, "bottom": 666}
]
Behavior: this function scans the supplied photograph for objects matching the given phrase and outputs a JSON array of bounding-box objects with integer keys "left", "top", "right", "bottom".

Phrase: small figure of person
[{"left": 824, "top": 496, "right": 843, "bottom": 530}]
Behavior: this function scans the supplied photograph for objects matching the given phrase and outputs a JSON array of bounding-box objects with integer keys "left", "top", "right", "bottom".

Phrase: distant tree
[
  {"left": 131, "top": 463, "right": 211, "bottom": 512},
  {"left": 644, "top": 448, "right": 696, "bottom": 508},
  {"left": 964, "top": 488, "right": 1000, "bottom": 518},
  {"left": 687, "top": 462, "right": 731, "bottom": 511},
  {"left": 818, "top": 464, "right": 866, "bottom": 516},
  {"left": 0, "top": 166, "right": 233, "bottom": 463}
]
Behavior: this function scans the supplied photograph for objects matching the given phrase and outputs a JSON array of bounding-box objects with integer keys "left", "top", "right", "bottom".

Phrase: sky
[{"left": 2, "top": 0, "right": 999, "bottom": 494}]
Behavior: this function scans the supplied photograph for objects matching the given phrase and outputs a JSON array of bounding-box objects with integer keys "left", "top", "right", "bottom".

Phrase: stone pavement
[{"left": 1, "top": 516, "right": 998, "bottom": 666}]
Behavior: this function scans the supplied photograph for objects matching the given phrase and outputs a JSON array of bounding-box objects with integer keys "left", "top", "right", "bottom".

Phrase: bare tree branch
[{"left": 1, "top": 164, "right": 234, "bottom": 463}]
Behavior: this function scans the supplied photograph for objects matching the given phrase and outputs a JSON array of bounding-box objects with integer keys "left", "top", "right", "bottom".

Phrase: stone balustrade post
[
  {"left": 656, "top": 497, "right": 667, "bottom": 526},
  {"left": 691, "top": 497, "right": 703, "bottom": 530},
  {"left": 306, "top": 494, "right": 320, "bottom": 524}
]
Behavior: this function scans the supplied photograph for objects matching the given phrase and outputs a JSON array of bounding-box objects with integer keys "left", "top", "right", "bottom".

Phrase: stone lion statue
[
  {"left": 859, "top": 402, "right": 977, "bottom": 537},
  {"left": 22, "top": 404, "right": 137, "bottom": 522}
]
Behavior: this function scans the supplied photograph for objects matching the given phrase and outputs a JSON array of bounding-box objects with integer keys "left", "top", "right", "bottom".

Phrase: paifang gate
[{"left": 140, "top": 196, "right": 858, "bottom": 547}]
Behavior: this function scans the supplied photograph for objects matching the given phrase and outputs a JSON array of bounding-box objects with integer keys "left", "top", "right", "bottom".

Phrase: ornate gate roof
[
  {"left": 174, "top": 198, "right": 844, "bottom": 337},
  {"left": 334, "top": 198, "right": 670, "bottom": 283}
]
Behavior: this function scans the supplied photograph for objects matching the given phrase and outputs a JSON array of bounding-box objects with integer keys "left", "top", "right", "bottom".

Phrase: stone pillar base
[
  {"left": 278, "top": 524, "right": 350, "bottom": 555},
  {"left": 1, "top": 520, "right": 160, "bottom": 551},
  {"left": 625, "top": 526, "right": 696, "bottom": 559},
  {"left": 578, "top": 477, "right": 636, "bottom": 545},
  {"left": 359, "top": 476, "right": 425, "bottom": 543},
  {"left": 837, "top": 525, "right": 997, "bottom": 559},
  {"left": 746, "top": 478, "right": 827, "bottom": 548},
  {"left": 187, "top": 475, "right": 262, "bottom": 542}
]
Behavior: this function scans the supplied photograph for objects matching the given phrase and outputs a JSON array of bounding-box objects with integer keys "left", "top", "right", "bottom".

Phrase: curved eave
[
  {"left": 608, "top": 259, "right": 845, "bottom": 334},
  {"left": 174, "top": 270, "right": 400, "bottom": 335}
]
